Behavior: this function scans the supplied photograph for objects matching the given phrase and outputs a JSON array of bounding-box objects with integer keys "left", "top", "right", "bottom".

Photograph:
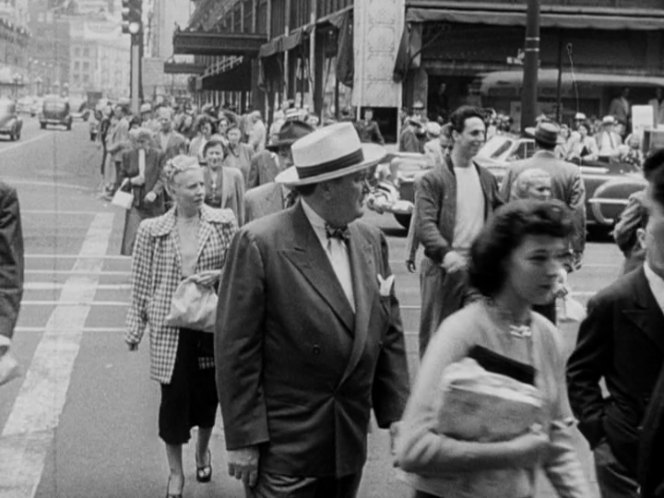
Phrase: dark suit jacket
[
  {"left": 215, "top": 203, "right": 410, "bottom": 477},
  {"left": 243, "top": 182, "right": 285, "bottom": 223},
  {"left": 0, "top": 182, "right": 23, "bottom": 340},
  {"left": 247, "top": 150, "right": 280, "bottom": 189},
  {"left": 119, "top": 147, "right": 166, "bottom": 216},
  {"left": 567, "top": 266, "right": 664, "bottom": 477}
]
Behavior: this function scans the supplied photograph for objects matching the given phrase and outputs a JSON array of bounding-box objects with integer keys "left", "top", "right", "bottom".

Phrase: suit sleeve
[
  {"left": 372, "top": 231, "right": 410, "bottom": 428},
  {"left": 233, "top": 173, "right": 246, "bottom": 226},
  {"left": 566, "top": 295, "right": 611, "bottom": 448},
  {"left": 405, "top": 207, "right": 419, "bottom": 263},
  {"left": 414, "top": 173, "right": 450, "bottom": 264},
  {"left": 613, "top": 191, "right": 645, "bottom": 254},
  {"left": 247, "top": 155, "right": 260, "bottom": 189},
  {"left": 0, "top": 186, "right": 23, "bottom": 340},
  {"left": 215, "top": 229, "right": 270, "bottom": 450},
  {"left": 150, "top": 152, "right": 165, "bottom": 197},
  {"left": 125, "top": 221, "right": 153, "bottom": 345},
  {"left": 567, "top": 170, "right": 586, "bottom": 256}
]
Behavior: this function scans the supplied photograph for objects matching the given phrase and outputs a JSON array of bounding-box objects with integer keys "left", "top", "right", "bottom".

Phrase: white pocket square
[{"left": 377, "top": 274, "right": 395, "bottom": 297}]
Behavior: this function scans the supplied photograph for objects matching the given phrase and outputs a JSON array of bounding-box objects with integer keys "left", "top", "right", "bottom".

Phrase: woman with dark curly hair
[
  {"left": 188, "top": 114, "right": 215, "bottom": 163},
  {"left": 397, "top": 200, "right": 590, "bottom": 498}
]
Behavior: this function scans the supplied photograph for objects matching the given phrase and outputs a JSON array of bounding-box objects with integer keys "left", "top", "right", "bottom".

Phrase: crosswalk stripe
[
  {"left": 24, "top": 283, "right": 131, "bottom": 291},
  {"left": 0, "top": 212, "right": 115, "bottom": 498},
  {"left": 25, "top": 269, "right": 130, "bottom": 276},
  {"left": 25, "top": 254, "right": 130, "bottom": 260},
  {"left": 21, "top": 300, "right": 128, "bottom": 306}
]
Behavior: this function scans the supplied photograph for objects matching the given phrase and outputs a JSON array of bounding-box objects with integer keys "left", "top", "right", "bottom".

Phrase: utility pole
[
  {"left": 521, "top": 0, "right": 540, "bottom": 133},
  {"left": 122, "top": 0, "right": 143, "bottom": 113}
]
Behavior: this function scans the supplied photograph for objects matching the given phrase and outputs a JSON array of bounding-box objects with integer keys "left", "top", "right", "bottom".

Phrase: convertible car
[{"left": 367, "top": 134, "right": 646, "bottom": 230}]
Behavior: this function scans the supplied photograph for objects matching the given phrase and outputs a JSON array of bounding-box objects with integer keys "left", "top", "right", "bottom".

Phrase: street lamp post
[{"left": 521, "top": 0, "right": 540, "bottom": 133}]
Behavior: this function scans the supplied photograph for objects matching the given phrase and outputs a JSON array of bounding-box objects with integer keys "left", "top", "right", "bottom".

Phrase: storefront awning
[
  {"left": 479, "top": 69, "right": 664, "bottom": 95},
  {"left": 406, "top": 8, "right": 664, "bottom": 31},
  {"left": 173, "top": 30, "right": 267, "bottom": 56},
  {"left": 198, "top": 59, "right": 252, "bottom": 91},
  {"left": 258, "top": 25, "right": 314, "bottom": 58},
  {"left": 164, "top": 61, "right": 206, "bottom": 74}
]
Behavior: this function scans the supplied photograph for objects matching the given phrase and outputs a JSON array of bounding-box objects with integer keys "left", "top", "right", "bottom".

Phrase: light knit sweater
[{"left": 397, "top": 300, "right": 591, "bottom": 498}]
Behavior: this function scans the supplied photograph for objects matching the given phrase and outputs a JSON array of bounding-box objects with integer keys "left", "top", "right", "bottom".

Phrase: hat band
[{"left": 297, "top": 149, "right": 364, "bottom": 179}]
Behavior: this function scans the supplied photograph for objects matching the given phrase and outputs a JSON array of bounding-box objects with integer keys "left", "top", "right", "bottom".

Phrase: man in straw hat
[
  {"left": 216, "top": 122, "right": 410, "bottom": 497},
  {"left": 500, "top": 120, "right": 586, "bottom": 269}
]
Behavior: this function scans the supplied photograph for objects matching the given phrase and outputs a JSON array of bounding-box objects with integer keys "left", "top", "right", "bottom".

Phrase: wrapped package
[{"left": 400, "top": 357, "right": 543, "bottom": 498}]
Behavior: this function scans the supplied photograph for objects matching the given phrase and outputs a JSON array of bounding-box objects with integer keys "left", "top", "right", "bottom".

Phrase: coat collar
[{"left": 149, "top": 204, "right": 234, "bottom": 237}]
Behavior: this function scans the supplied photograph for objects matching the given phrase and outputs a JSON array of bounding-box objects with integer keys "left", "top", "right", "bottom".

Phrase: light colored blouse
[{"left": 397, "top": 300, "right": 590, "bottom": 498}]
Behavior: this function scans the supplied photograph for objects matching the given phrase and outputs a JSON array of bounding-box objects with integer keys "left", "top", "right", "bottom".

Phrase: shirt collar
[
  {"left": 300, "top": 199, "right": 328, "bottom": 247},
  {"left": 644, "top": 262, "right": 664, "bottom": 315}
]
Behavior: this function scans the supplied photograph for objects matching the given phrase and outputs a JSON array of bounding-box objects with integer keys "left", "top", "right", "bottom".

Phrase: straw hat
[
  {"left": 275, "top": 122, "right": 386, "bottom": 186},
  {"left": 525, "top": 121, "right": 563, "bottom": 146}
]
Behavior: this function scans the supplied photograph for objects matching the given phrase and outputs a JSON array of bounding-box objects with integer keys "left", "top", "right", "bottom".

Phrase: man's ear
[{"left": 636, "top": 227, "right": 647, "bottom": 250}]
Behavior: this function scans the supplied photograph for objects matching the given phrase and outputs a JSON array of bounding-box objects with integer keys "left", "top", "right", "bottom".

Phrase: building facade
[
  {"left": 69, "top": 18, "right": 130, "bottom": 100},
  {"left": 177, "top": 0, "right": 664, "bottom": 137}
]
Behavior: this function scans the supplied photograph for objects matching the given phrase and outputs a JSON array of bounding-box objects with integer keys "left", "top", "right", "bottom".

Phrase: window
[
  {"left": 83, "top": 61, "right": 89, "bottom": 71},
  {"left": 74, "top": 47, "right": 80, "bottom": 57},
  {"left": 74, "top": 61, "right": 80, "bottom": 70},
  {"left": 83, "top": 47, "right": 90, "bottom": 57},
  {"left": 83, "top": 74, "right": 89, "bottom": 83}
]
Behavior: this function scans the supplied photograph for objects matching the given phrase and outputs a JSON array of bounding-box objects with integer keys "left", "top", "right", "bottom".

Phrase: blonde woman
[{"left": 125, "top": 155, "right": 237, "bottom": 498}]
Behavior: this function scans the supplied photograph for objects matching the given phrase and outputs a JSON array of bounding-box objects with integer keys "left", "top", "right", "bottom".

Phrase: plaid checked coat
[{"left": 126, "top": 204, "right": 237, "bottom": 383}]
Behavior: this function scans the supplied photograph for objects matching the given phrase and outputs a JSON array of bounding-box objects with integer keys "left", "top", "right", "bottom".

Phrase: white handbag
[
  {"left": 165, "top": 277, "right": 218, "bottom": 333},
  {"left": 111, "top": 189, "right": 134, "bottom": 210}
]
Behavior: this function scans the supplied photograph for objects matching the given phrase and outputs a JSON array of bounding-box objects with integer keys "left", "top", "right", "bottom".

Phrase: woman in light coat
[
  {"left": 397, "top": 200, "right": 590, "bottom": 498},
  {"left": 125, "top": 155, "right": 237, "bottom": 498}
]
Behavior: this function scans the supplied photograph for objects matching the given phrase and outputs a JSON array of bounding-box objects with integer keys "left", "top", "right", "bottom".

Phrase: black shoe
[
  {"left": 165, "top": 475, "right": 183, "bottom": 498},
  {"left": 196, "top": 449, "right": 212, "bottom": 483}
]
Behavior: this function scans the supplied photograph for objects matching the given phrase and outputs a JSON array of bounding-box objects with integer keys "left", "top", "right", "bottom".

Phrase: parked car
[
  {"left": 366, "top": 134, "right": 646, "bottom": 230},
  {"left": 0, "top": 100, "right": 22, "bottom": 141},
  {"left": 39, "top": 96, "right": 72, "bottom": 130}
]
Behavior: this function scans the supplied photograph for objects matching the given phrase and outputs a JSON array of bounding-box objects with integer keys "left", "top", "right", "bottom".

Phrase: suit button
[{"left": 312, "top": 345, "right": 321, "bottom": 355}]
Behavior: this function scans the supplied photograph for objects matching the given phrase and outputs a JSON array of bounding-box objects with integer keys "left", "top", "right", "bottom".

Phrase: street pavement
[{"left": 0, "top": 119, "right": 622, "bottom": 497}]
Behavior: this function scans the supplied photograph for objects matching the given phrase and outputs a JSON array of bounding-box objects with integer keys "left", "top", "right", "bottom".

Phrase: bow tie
[
  {"left": 325, "top": 224, "right": 350, "bottom": 242},
  {"left": 509, "top": 324, "right": 533, "bottom": 339}
]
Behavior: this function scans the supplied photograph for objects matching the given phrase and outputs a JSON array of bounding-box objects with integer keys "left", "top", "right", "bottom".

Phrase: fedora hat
[
  {"left": 601, "top": 115, "right": 616, "bottom": 125},
  {"left": 276, "top": 122, "right": 386, "bottom": 186},
  {"left": 525, "top": 121, "right": 563, "bottom": 146},
  {"left": 266, "top": 120, "right": 314, "bottom": 151}
]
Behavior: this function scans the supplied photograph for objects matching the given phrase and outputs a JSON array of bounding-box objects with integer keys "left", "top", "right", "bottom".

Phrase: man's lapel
[
  {"left": 622, "top": 267, "right": 664, "bottom": 354},
  {"left": 340, "top": 223, "right": 376, "bottom": 383},
  {"left": 282, "top": 204, "right": 355, "bottom": 332}
]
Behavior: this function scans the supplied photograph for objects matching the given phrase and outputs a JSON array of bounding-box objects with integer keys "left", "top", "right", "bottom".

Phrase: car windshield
[{"left": 477, "top": 136, "right": 513, "bottom": 159}]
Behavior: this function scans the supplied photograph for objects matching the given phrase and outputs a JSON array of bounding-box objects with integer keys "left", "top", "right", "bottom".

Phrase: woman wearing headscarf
[
  {"left": 188, "top": 115, "right": 214, "bottom": 163},
  {"left": 117, "top": 127, "right": 166, "bottom": 255},
  {"left": 397, "top": 200, "right": 590, "bottom": 498},
  {"left": 126, "top": 155, "right": 237, "bottom": 498}
]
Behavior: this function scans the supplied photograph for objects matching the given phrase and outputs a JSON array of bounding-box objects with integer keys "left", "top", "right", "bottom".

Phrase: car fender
[{"left": 588, "top": 175, "right": 647, "bottom": 225}]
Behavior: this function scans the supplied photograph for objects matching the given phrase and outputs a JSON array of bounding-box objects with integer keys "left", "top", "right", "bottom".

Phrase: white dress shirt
[
  {"left": 644, "top": 262, "right": 664, "bottom": 316},
  {"left": 301, "top": 200, "right": 355, "bottom": 312}
]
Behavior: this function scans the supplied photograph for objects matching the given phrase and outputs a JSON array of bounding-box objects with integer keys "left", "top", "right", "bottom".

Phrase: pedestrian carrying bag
[
  {"left": 165, "top": 276, "right": 217, "bottom": 333},
  {"left": 111, "top": 189, "right": 134, "bottom": 210}
]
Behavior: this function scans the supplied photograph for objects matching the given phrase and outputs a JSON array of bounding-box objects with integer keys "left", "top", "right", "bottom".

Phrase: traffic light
[{"left": 121, "top": 0, "right": 142, "bottom": 35}]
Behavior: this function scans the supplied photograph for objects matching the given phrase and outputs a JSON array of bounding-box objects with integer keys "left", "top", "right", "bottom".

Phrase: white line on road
[
  {"left": 21, "top": 300, "right": 128, "bottom": 306},
  {"left": 0, "top": 212, "right": 115, "bottom": 498},
  {"left": 0, "top": 132, "right": 52, "bottom": 155},
  {"left": 25, "top": 254, "right": 129, "bottom": 260},
  {"left": 26, "top": 269, "right": 130, "bottom": 276},
  {"left": 15, "top": 327, "right": 126, "bottom": 333},
  {"left": 24, "top": 283, "right": 130, "bottom": 291},
  {"left": 23, "top": 210, "right": 107, "bottom": 216}
]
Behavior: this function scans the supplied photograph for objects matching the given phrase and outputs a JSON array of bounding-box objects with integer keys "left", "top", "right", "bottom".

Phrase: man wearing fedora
[
  {"left": 500, "top": 120, "right": 586, "bottom": 269},
  {"left": 215, "top": 122, "right": 410, "bottom": 498},
  {"left": 244, "top": 120, "right": 315, "bottom": 223}
]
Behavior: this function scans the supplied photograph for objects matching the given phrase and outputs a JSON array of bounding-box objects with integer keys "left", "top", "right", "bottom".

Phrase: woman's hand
[
  {"left": 508, "top": 426, "right": 552, "bottom": 468},
  {"left": 144, "top": 191, "right": 157, "bottom": 203},
  {"left": 190, "top": 270, "right": 221, "bottom": 287}
]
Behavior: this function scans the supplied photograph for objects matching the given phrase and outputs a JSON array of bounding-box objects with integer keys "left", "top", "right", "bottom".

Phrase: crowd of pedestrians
[{"left": 1, "top": 95, "right": 660, "bottom": 497}]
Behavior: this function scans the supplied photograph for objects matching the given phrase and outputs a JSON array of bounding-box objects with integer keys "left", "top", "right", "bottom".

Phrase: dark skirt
[{"left": 158, "top": 329, "right": 218, "bottom": 445}]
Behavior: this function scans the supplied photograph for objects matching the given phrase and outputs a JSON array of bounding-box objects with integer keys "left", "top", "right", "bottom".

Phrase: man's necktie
[{"left": 325, "top": 224, "right": 350, "bottom": 243}]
